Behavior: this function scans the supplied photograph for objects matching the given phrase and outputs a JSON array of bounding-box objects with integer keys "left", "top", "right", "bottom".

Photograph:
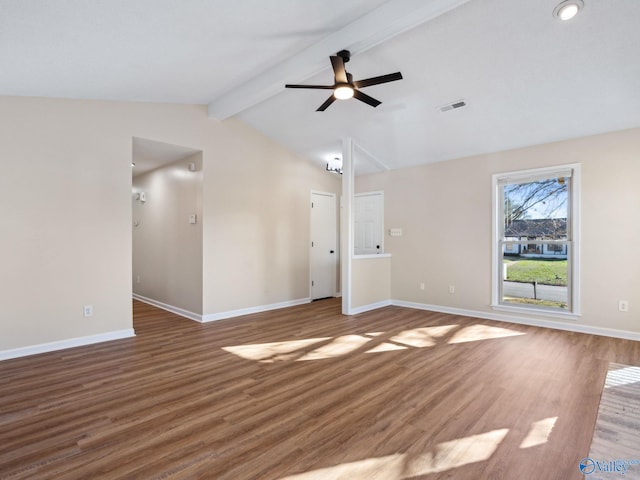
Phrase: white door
[
  {"left": 354, "top": 192, "right": 383, "bottom": 255},
  {"left": 310, "top": 192, "right": 337, "bottom": 300}
]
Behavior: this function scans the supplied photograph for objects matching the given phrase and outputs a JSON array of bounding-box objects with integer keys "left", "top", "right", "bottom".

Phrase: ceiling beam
[
  {"left": 207, "top": 0, "right": 470, "bottom": 119},
  {"left": 355, "top": 142, "right": 391, "bottom": 172}
]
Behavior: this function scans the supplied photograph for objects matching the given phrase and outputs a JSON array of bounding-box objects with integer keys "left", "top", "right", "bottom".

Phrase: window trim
[{"left": 491, "top": 164, "right": 581, "bottom": 318}]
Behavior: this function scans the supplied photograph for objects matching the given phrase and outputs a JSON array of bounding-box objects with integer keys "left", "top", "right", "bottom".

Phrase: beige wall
[
  {"left": 201, "top": 119, "right": 341, "bottom": 314},
  {"left": 0, "top": 96, "right": 340, "bottom": 353},
  {"left": 3, "top": 91, "right": 634, "bottom": 355},
  {"left": 351, "top": 256, "right": 391, "bottom": 310},
  {"left": 357, "top": 127, "right": 640, "bottom": 333},
  {"left": 0, "top": 97, "right": 134, "bottom": 351},
  {"left": 132, "top": 152, "right": 203, "bottom": 315}
]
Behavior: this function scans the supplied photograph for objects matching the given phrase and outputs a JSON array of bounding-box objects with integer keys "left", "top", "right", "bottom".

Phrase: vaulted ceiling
[{"left": 2, "top": 0, "right": 639, "bottom": 174}]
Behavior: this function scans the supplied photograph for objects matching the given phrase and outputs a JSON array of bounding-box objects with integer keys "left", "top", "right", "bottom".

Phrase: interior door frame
[{"left": 310, "top": 190, "right": 338, "bottom": 300}]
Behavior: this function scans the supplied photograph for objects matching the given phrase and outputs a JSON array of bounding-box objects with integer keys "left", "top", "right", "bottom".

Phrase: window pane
[
  {"left": 503, "top": 178, "right": 568, "bottom": 239},
  {"left": 493, "top": 165, "right": 578, "bottom": 315},
  {"left": 502, "top": 250, "right": 568, "bottom": 309}
]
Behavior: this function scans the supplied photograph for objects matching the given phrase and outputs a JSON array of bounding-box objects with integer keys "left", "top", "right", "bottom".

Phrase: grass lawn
[
  {"left": 504, "top": 297, "right": 567, "bottom": 309},
  {"left": 503, "top": 257, "right": 567, "bottom": 286}
]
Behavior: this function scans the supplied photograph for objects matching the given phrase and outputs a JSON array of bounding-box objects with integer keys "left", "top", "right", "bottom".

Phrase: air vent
[{"left": 439, "top": 99, "right": 468, "bottom": 112}]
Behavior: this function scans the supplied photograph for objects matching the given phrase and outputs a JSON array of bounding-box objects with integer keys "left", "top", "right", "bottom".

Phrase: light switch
[
  {"left": 389, "top": 228, "right": 402, "bottom": 237},
  {"left": 189, "top": 214, "right": 197, "bottom": 224}
]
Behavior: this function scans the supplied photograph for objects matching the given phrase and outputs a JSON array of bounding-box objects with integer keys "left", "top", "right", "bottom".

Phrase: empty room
[{"left": 1, "top": 1, "right": 639, "bottom": 479}]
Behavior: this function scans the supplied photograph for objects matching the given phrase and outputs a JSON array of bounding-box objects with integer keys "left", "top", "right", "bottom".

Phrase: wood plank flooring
[
  {"left": 1, "top": 299, "right": 640, "bottom": 479},
  {"left": 588, "top": 363, "right": 640, "bottom": 477}
]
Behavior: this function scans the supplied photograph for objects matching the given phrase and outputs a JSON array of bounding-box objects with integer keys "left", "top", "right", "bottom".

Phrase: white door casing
[
  {"left": 310, "top": 191, "right": 337, "bottom": 300},
  {"left": 354, "top": 192, "right": 383, "bottom": 255}
]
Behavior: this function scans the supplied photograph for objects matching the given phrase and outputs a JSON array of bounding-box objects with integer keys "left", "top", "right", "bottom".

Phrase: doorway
[
  {"left": 310, "top": 191, "right": 337, "bottom": 300},
  {"left": 131, "top": 137, "right": 203, "bottom": 318}
]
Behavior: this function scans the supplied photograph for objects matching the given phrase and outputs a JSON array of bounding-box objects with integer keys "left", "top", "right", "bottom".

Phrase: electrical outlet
[
  {"left": 419, "top": 282, "right": 425, "bottom": 291},
  {"left": 448, "top": 285, "right": 455, "bottom": 294},
  {"left": 83, "top": 305, "right": 93, "bottom": 317},
  {"left": 136, "top": 275, "right": 141, "bottom": 284},
  {"left": 619, "top": 300, "right": 629, "bottom": 312}
]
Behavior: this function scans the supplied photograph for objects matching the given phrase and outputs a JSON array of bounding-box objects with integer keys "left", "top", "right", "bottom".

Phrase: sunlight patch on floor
[
  {"left": 604, "top": 365, "right": 640, "bottom": 388},
  {"left": 222, "top": 337, "right": 330, "bottom": 363},
  {"left": 448, "top": 324, "right": 525, "bottom": 344},
  {"left": 297, "top": 335, "right": 373, "bottom": 361},
  {"left": 365, "top": 326, "right": 458, "bottom": 353},
  {"left": 223, "top": 324, "right": 525, "bottom": 363},
  {"left": 391, "top": 325, "right": 459, "bottom": 348},
  {"left": 365, "top": 342, "right": 408, "bottom": 353},
  {"left": 279, "top": 428, "right": 509, "bottom": 480},
  {"left": 280, "top": 454, "right": 405, "bottom": 480},
  {"left": 519, "top": 416, "right": 557, "bottom": 448},
  {"left": 407, "top": 428, "right": 509, "bottom": 475}
]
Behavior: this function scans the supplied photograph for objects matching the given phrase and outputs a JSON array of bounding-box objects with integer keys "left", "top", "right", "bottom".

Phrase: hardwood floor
[
  {"left": 589, "top": 363, "right": 640, "bottom": 467},
  {"left": 1, "top": 299, "right": 639, "bottom": 479}
]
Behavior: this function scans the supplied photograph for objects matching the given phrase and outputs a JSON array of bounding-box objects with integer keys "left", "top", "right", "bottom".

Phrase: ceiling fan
[{"left": 285, "top": 50, "right": 403, "bottom": 111}]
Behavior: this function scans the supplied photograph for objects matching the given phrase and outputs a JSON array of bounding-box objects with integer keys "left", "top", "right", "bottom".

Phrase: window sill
[
  {"left": 491, "top": 303, "right": 581, "bottom": 320},
  {"left": 353, "top": 253, "right": 392, "bottom": 260}
]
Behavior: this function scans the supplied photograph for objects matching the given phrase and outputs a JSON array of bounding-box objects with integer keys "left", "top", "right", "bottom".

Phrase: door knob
[{"left": 330, "top": 250, "right": 335, "bottom": 254}]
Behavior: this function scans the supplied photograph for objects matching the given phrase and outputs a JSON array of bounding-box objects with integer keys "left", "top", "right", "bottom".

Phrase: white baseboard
[
  {"left": 349, "top": 299, "right": 392, "bottom": 315},
  {"left": 0, "top": 329, "right": 135, "bottom": 361},
  {"left": 202, "top": 297, "right": 311, "bottom": 322},
  {"left": 132, "top": 294, "right": 202, "bottom": 322},
  {"left": 391, "top": 300, "right": 640, "bottom": 341}
]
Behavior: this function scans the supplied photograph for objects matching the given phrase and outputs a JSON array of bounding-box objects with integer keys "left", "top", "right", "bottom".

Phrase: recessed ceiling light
[{"left": 553, "top": 0, "right": 584, "bottom": 21}]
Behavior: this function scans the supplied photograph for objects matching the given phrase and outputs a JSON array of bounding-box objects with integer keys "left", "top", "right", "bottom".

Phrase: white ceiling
[{"left": 2, "top": 0, "right": 639, "bottom": 174}]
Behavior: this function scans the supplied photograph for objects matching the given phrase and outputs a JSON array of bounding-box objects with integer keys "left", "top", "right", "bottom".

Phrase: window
[
  {"left": 492, "top": 164, "right": 580, "bottom": 316},
  {"left": 547, "top": 243, "right": 564, "bottom": 253}
]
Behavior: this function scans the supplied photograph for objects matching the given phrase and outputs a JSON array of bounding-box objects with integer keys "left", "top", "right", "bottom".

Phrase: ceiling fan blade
[
  {"left": 285, "top": 84, "right": 334, "bottom": 89},
  {"left": 316, "top": 95, "right": 337, "bottom": 111},
  {"left": 353, "top": 89, "right": 381, "bottom": 108},
  {"left": 330, "top": 55, "right": 348, "bottom": 84},
  {"left": 353, "top": 72, "right": 403, "bottom": 89}
]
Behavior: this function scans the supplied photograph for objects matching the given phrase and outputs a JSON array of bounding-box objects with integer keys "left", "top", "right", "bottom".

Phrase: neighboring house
[{"left": 504, "top": 218, "right": 567, "bottom": 258}]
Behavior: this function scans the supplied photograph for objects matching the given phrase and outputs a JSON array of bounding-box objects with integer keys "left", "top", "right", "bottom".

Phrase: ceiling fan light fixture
[
  {"left": 285, "top": 50, "right": 402, "bottom": 111},
  {"left": 334, "top": 85, "right": 354, "bottom": 100},
  {"left": 553, "top": 0, "right": 584, "bottom": 21}
]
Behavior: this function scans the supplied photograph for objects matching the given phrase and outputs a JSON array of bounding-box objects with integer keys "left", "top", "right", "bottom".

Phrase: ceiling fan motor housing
[{"left": 337, "top": 49, "right": 351, "bottom": 63}]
